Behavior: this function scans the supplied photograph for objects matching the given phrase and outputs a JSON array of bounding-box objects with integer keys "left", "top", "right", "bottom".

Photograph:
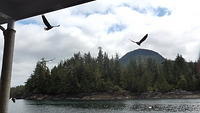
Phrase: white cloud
[{"left": 0, "top": 0, "right": 200, "bottom": 86}]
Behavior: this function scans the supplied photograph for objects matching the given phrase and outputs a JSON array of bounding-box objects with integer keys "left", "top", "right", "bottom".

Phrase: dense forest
[{"left": 11, "top": 48, "right": 200, "bottom": 98}]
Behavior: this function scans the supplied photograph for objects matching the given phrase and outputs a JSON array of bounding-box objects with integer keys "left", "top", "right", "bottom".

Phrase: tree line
[{"left": 11, "top": 49, "right": 200, "bottom": 98}]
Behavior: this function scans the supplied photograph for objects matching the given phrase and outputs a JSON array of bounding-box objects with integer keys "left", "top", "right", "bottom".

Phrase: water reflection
[
  {"left": 129, "top": 103, "right": 200, "bottom": 112},
  {"left": 8, "top": 99, "right": 200, "bottom": 113},
  {"left": 26, "top": 100, "right": 126, "bottom": 110}
]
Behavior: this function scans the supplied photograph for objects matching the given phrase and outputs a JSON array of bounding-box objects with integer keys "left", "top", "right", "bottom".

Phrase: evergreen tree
[
  {"left": 20, "top": 51, "right": 200, "bottom": 97},
  {"left": 173, "top": 55, "right": 188, "bottom": 87},
  {"left": 162, "top": 60, "right": 174, "bottom": 86},
  {"left": 25, "top": 58, "right": 50, "bottom": 94}
]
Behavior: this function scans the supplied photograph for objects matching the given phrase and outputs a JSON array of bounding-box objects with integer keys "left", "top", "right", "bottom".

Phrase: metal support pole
[{"left": 0, "top": 20, "right": 16, "bottom": 113}]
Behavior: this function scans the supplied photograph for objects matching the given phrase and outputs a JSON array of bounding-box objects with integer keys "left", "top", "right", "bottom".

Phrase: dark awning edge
[{"left": 0, "top": 0, "right": 95, "bottom": 25}]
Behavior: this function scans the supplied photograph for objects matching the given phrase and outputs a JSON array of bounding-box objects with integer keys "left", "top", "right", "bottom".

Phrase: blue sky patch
[
  {"left": 17, "top": 19, "right": 39, "bottom": 25},
  {"left": 132, "top": 6, "right": 171, "bottom": 17},
  {"left": 107, "top": 24, "right": 126, "bottom": 33},
  {"left": 71, "top": 8, "right": 113, "bottom": 17},
  {"left": 120, "top": 3, "right": 147, "bottom": 14},
  {"left": 153, "top": 7, "right": 171, "bottom": 17},
  {"left": 121, "top": 3, "right": 171, "bottom": 17}
]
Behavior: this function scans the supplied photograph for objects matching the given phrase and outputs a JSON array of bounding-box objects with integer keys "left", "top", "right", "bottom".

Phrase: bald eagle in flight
[
  {"left": 42, "top": 15, "right": 60, "bottom": 30},
  {"left": 130, "top": 34, "right": 148, "bottom": 46},
  {"left": 10, "top": 97, "right": 16, "bottom": 103}
]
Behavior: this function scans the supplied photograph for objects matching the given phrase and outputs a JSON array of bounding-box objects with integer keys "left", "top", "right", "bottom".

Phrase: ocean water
[{"left": 8, "top": 99, "right": 200, "bottom": 113}]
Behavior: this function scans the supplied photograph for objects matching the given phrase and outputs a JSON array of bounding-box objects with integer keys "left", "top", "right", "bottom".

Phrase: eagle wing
[
  {"left": 42, "top": 15, "right": 52, "bottom": 28},
  {"left": 139, "top": 34, "right": 148, "bottom": 44},
  {"left": 130, "top": 39, "right": 137, "bottom": 43}
]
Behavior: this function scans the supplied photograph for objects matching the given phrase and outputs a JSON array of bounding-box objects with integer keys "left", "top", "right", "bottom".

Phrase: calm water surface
[{"left": 8, "top": 99, "right": 200, "bottom": 113}]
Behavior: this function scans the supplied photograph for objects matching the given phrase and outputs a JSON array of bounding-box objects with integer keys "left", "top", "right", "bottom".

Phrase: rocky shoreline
[{"left": 22, "top": 90, "right": 200, "bottom": 101}]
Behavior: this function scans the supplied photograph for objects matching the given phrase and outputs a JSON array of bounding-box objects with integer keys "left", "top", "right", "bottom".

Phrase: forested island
[{"left": 11, "top": 49, "right": 200, "bottom": 100}]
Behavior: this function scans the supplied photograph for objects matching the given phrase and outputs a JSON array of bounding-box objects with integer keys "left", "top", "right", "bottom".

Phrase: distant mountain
[{"left": 119, "top": 49, "right": 165, "bottom": 65}]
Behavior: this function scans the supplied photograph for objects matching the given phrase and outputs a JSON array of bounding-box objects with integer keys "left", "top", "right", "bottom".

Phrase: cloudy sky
[{"left": 1, "top": 0, "right": 200, "bottom": 86}]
